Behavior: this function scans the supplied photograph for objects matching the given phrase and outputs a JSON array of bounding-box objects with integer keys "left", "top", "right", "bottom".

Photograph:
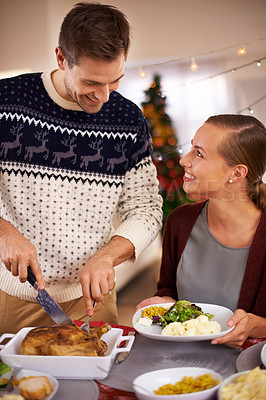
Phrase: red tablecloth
[{"left": 96, "top": 382, "right": 137, "bottom": 400}]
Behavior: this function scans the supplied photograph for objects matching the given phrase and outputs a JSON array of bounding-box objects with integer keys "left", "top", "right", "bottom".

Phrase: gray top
[{"left": 176, "top": 202, "right": 250, "bottom": 311}]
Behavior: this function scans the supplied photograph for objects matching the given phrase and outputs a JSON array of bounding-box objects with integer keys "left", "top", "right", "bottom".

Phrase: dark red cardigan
[{"left": 155, "top": 201, "right": 266, "bottom": 317}]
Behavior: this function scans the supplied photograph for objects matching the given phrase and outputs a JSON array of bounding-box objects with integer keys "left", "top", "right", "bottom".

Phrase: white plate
[
  {"left": 236, "top": 341, "right": 266, "bottom": 372},
  {"left": 132, "top": 303, "right": 234, "bottom": 341},
  {"left": 133, "top": 367, "right": 222, "bottom": 400},
  {"left": 0, "top": 368, "right": 58, "bottom": 399},
  {"left": 261, "top": 342, "right": 266, "bottom": 367}
]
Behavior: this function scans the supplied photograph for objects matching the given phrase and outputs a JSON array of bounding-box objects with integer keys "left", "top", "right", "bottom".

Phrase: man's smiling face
[{"left": 56, "top": 48, "right": 125, "bottom": 114}]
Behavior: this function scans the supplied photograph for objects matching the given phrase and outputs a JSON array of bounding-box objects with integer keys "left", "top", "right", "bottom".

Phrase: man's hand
[
  {"left": 0, "top": 218, "right": 45, "bottom": 289},
  {"left": 79, "top": 235, "right": 134, "bottom": 316},
  {"left": 80, "top": 256, "right": 115, "bottom": 316}
]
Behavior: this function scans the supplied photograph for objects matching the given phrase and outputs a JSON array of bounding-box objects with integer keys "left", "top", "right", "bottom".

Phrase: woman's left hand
[{"left": 211, "top": 309, "right": 257, "bottom": 348}]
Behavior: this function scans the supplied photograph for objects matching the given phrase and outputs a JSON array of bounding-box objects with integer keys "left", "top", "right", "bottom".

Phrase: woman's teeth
[{"left": 185, "top": 172, "right": 196, "bottom": 180}]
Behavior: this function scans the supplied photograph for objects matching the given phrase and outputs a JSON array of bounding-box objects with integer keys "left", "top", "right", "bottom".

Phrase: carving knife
[{"left": 27, "top": 266, "right": 77, "bottom": 326}]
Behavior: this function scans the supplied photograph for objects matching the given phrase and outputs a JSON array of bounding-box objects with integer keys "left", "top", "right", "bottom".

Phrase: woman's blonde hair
[{"left": 205, "top": 114, "right": 266, "bottom": 210}]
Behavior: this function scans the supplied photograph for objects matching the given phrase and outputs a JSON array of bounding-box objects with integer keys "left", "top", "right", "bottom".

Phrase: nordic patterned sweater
[{"left": 0, "top": 70, "right": 163, "bottom": 303}]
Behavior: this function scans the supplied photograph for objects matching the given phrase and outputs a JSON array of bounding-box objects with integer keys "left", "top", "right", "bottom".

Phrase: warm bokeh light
[
  {"left": 139, "top": 67, "right": 147, "bottom": 78},
  {"left": 237, "top": 46, "right": 247, "bottom": 56},
  {"left": 190, "top": 57, "right": 199, "bottom": 72}
]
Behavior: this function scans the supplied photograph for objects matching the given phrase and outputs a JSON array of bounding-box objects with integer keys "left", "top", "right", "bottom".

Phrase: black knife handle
[{"left": 27, "top": 266, "right": 37, "bottom": 287}]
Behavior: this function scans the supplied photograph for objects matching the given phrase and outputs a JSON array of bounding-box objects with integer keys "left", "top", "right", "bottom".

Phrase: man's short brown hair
[{"left": 59, "top": 2, "right": 131, "bottom": 66}]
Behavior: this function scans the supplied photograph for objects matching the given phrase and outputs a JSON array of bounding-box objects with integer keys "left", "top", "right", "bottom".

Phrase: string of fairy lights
[
  {"left": 237, "top": 93, "right": 266, "bottom": 115},
  {"left": 130, "top": 40, "right": 266, "bottom": 154},
  {"left": 129, "top": 39, "right": 266, "bottom": 71},
  {"left": 128, "top": 40, "right": 266, "bottom": 118}
]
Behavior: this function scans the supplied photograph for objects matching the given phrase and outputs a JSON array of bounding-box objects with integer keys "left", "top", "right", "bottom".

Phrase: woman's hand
[
  {"left": 211, "top": 309, "right": 266, "bottom": 348},
  {"left": 136, "top": 296, "right": 176, "bottom": 311}
]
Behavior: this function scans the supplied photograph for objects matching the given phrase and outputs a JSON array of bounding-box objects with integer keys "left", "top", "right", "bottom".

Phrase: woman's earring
[{"left": 229, "top": 179, "right": 233, "bottom": 183}]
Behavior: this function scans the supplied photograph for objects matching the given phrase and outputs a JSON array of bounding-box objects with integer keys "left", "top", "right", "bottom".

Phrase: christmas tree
[{"left": 142, "top": 74, "right": 192, "bottom": 225}]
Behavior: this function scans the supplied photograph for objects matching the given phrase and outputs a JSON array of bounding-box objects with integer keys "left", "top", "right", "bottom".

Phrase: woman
[{"left": 137, "top": 114, "right": 266, "bottom": 348}]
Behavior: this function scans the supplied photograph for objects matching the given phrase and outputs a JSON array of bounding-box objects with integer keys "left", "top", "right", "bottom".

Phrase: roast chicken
[{"left": 21, "top": 323, "right": 111, "bottom": 356}]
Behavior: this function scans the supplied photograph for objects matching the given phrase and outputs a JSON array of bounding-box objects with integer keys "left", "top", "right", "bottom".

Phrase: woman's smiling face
[{"left": 180, "top": 123, "right": 234, "bottom": 199}]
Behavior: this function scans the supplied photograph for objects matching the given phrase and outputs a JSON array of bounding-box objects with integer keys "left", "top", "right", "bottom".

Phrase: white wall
[{"left": 1, "top": 0, "right": 265, "bottom": 66}]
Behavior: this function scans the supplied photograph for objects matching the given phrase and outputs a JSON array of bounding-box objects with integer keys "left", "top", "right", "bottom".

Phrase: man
[{"left": 0, "top": 2, "right": 162, "bottom": 334}]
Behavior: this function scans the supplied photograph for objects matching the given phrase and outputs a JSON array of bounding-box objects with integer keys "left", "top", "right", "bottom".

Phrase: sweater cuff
[{"left": 112, "top": 218, "right": 154, "bottom": 261}]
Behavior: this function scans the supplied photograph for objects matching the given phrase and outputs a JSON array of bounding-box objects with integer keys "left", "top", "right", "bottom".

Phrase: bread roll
[{"left": 18, "top": 376, "right": 52, "bottom": 400}]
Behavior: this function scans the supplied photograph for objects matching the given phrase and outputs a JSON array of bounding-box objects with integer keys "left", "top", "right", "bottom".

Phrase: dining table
[
  {"left": 0, "top": 320, "right": 265, "bottom": 400},
  {"left": 50, "top": 321, "right": 265, "bottom": 400}
]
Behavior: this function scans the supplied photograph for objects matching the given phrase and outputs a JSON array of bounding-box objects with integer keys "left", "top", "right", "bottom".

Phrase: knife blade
[
  {"left": 114, "top": 331, "right": 135, "bottom": 364},
  {"left": 27, "top": 266, "right": 76, "bottom": 326}
]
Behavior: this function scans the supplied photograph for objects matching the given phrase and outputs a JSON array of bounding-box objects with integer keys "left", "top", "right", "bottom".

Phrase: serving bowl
[
  {"left": 217, "top": 369, "right": 266, "bottom": 400},
  {"left": 133, "top": 367, "right": 222, "bottom": 400},
  {"left": 0, "top": 326, "right": 134, "bottom": 380}
]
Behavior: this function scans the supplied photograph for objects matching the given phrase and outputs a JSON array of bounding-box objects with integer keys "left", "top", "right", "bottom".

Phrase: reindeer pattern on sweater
[{"left": 0, "top": 72, "right": 162, "bottom": 303}]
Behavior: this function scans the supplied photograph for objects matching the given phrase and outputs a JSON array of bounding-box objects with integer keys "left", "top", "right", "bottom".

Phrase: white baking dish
[{"left": 0, "top": 327, "right": 135, "bottom": 379}]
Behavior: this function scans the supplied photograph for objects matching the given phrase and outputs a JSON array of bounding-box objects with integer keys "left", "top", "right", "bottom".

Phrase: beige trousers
[{"left": 0, "top": 289, "right": 118, "bottom": 335}]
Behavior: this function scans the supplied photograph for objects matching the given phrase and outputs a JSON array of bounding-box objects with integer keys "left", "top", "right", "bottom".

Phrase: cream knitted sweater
[{"left": 0, "top": 70, "right": 162, "bottom": 302}]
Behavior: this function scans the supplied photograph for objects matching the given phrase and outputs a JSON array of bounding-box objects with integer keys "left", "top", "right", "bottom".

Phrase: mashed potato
[
  {"left": 161, "top": 315, "right": 222, "bottom": 336},
  {"left": 220, "top": 367, "right": 266, "bottom": 400}
]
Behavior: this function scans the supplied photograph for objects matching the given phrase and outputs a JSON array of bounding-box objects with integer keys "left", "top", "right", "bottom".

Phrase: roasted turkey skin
[{"left": 21, "top": 323, "right": 110, "bottom": 356}]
